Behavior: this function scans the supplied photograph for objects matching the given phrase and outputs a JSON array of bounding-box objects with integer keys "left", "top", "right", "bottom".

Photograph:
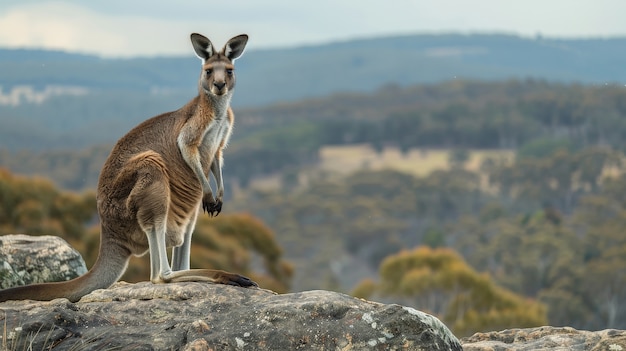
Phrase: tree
[
  {"left": 0, "top": 167, "right": 96, "bottom": 249},
  {"left": 414, "top": 168, "right": 483, "bottom": 220},
  {"left": 448, "top": 148, "right": 470, "bottom": 169},
  {"left": 352, "top": 246, "right": 547, "bottom": 336},
  {"left": 487, "top": 147, "right": 623, "bottom": 214},
  {"left": 571, "top": 177, "right": 626, "bottom": 329}
]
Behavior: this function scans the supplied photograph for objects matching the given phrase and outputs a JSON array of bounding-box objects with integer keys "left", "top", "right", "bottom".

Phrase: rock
[
  {"left": 0, "top": 234, "right": 87, "bottom": 288},
  {"left": 0, "top": 282, "right": 462, "bottom": 350},
  {"left": 461, "top": 326, "right": 626, "bottom": 350}
]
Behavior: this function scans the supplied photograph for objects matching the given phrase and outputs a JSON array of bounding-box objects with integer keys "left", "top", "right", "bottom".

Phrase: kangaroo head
[{"left": 191, "top": 33, "right": 248, "bottom": 97}]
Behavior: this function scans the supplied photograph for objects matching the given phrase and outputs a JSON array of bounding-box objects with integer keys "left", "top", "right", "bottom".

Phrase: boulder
[
  {"left": 462, "top": 326, "right": 626, "bottom": 350},
  {"left": 0, "top": 282, "right": 462, "bottom": 350},
  {"left": 0, "top": 234, "right": 87, "bottom": 288}
]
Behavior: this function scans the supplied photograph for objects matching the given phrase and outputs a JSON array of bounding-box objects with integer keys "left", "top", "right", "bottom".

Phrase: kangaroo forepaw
[{"left": 202, "top": 196, "right": 222, "bottom": 217}]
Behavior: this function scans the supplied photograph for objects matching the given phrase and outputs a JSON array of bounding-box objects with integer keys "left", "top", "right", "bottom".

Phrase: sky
[{"left": 0, "top": 0, "right": 625, "bottom": 58}]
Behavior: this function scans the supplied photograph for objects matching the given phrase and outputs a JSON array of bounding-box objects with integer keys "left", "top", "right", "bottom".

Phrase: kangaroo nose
[{"left": 214, "top": 82, "right": 226, "bottom": 90}]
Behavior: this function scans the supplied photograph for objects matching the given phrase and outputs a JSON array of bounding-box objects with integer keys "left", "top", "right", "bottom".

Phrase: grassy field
[
  {"left": 247, "top": 144, "right": 514, "bottom": 191},
  {"left": 319, "top": 145, "right": 513, "bottom": 176}
]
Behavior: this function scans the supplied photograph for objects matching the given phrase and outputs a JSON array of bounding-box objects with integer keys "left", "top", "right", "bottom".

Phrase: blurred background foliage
[{"left": 352, "top": 247, "right": 547, "bottom": 336}]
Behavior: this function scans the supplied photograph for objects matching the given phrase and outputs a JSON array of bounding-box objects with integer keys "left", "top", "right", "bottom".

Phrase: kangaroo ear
[
  {"left": 191, "top": 33, "right": 214, "bottom": 62},
  {"left": 222, "top": 34, "right": 248, "bottom": 61}
]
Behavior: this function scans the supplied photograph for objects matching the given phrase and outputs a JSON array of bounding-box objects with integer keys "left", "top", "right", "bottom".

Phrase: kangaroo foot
[{"left": 215, "top": 272, "right": 258, "bottom": 287}]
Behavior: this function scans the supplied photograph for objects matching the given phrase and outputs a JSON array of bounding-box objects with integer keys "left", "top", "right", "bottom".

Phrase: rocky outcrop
[
  {"left": 462, "top": 326, "right": 626, "bottom": 350},
  {"left": 0, "top": 234, "right": 87, "bottom": 288},
  {"left": 0, "top": 282, "right": 462, "bottom": 350},
  {"left": 4, "top": 234, "right": 624, "bottom": 350}
]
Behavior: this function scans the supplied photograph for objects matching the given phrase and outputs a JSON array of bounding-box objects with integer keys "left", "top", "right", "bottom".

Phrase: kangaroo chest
[{"left": 199, "top": 117, "right": 231, "bottom": 158}]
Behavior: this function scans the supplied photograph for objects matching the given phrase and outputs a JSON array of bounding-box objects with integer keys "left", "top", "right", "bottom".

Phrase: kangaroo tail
[{"left": 0, "top": 232, "right": 131, "bottom": 303}]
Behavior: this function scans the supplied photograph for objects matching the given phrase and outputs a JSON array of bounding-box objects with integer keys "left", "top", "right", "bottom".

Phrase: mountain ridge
[{"left": 1, "top": 33, "right": 625, "bottom": 107}]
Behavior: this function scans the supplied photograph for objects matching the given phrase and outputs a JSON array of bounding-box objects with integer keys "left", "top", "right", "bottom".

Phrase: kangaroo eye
[
  {"left": 226, "top": 69, "right": 233, "bottom": 76},
  {"left": 205, "top": 69, "right": 212, "bottom": 75}
]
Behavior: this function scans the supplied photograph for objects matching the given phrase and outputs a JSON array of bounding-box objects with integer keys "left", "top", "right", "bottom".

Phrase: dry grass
[
  {"left": 245, "top": 145, "right": 514, "bottom": 192},
  {"left": 319, "top": 145, "right": 514, "bottom": 176}
]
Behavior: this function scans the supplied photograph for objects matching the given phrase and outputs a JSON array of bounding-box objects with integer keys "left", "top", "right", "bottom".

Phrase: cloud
[
  {"left": 1, "top": 0, "right": 625, "bottom": 58},
  {"left": 0, "top": 1, "right": 340, "bottom": 57},
  {"left": 0, "top": 2, "right": 225, "bottom": 57},
  {"left": 0, "top": 1, "right": 343, "bottom": 57}
]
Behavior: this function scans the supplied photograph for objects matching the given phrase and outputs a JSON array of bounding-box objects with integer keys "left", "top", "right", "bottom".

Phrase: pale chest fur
[
  {"left": 197, "top": 108, "right": 232, "bottom": 176},
  {"left": 201, "top": 93, "right": 232, "bottom": 151},
  {"left": 199, "top": 115, "right": 232, "bottom": 161},
  {"left": 176, "top": 95, "right": 233, "bottom": 170}
]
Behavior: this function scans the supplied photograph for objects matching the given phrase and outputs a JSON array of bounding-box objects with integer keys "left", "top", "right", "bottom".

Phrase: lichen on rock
[{"left": 0, "top": 234, "right": 87, "bottom": 288}]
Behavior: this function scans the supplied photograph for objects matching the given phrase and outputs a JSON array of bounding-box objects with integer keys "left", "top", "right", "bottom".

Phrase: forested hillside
[{"left": 2, "top": 80, "right": 625, "bottom": 192}]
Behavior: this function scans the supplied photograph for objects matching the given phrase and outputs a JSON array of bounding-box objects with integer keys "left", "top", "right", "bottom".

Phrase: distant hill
[
  {"left": 1, "top": 33, "right": 625, "bottom": 107},
  {"left": 2, "top": 33, "right": 626, "bottom": 153}
]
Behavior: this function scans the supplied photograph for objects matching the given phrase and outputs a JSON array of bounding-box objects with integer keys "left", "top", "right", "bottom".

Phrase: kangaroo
[{"left": 0, "top": 33, "right": 257, "bottom": 303}]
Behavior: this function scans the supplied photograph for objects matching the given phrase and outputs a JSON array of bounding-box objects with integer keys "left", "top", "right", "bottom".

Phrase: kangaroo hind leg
[
  {"left": 124, "top": 151, "right": 172, "bottom": 283},
  {"left": 168, "top": 206, "right": 257, "bottom": 287},
  {"left": 166, "top": 209, "right": 257, "bottom": 286},
  {"left": 164, "top": 268, "right": 257, "bottom": 287},
  {"left": 126, "top": 152, "right": 257, "bottom": 287},
  {"left": 171, "top": 206, "right": 198, "bottom": 271},
  {"left": 149, "top": 222, "right": 257, "bottom": 287}
]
